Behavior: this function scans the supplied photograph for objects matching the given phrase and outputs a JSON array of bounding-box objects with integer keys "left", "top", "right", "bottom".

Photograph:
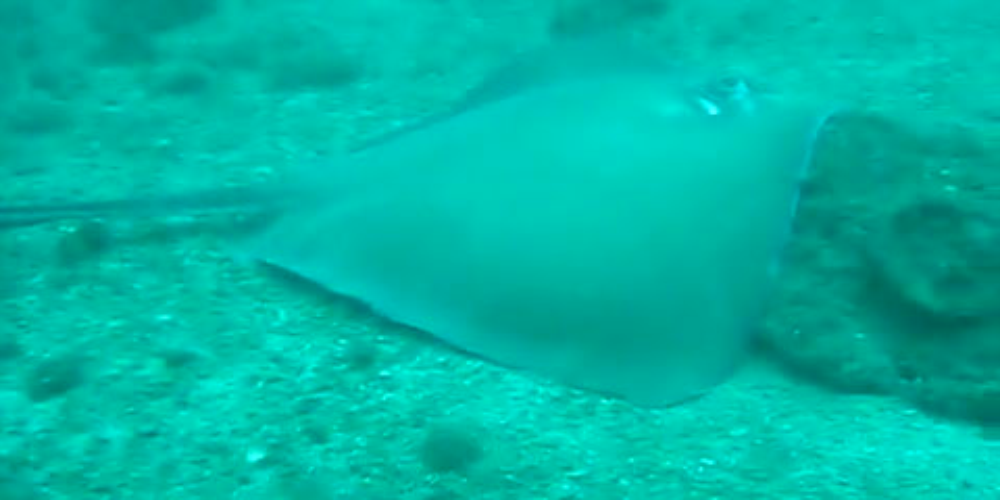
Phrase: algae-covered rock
[{"left": 762, "top": 110, "right": 1000, "bottom": 424}]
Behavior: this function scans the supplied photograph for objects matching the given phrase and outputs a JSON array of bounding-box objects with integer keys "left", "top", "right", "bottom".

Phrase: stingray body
[{"left": 1, "top": 41, "right": 832, "bottom": 406}]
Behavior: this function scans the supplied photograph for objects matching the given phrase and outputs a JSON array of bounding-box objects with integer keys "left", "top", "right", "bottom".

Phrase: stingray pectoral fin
[
  {"left": 244, "top": 191, "right": 752, "bottom": 407},
  {"left": 242, "top": 137, "right": 766, "bottom": 407},
  {"left": 242, "top": 65, "right": 828, "bottom": 406},
  {"left": 550, "top": 272, "right": 755, "bottom": 406}
]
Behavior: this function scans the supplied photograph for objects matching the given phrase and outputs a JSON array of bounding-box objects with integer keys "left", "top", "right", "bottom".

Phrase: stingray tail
[{"left": 0, "top": 186, "right": 291, "bottom": 230}]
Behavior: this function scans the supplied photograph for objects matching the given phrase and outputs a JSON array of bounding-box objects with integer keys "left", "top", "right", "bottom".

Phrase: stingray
[{"left": 0, "top": 39, "right": 833, "bottom": 406}]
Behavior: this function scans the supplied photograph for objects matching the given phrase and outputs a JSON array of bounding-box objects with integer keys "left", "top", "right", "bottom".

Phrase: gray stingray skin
[
  {"left": 1, "top": 40, "right": 832, "bottom": 406},
  {"left": 245, "top": 59, "right": 831, "bottom": 406}
]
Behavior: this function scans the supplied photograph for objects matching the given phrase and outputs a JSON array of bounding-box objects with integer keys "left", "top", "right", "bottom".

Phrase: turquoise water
[{"left": 1, "top": 0, "right": 999, "bottom": 498}]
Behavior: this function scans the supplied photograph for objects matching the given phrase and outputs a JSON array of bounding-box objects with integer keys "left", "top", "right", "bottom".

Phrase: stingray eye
[
  {"left": 715, "top": 75, "right": 749, "bottom": 95},
  {"left": 694, "top": 75, "right": 758, "bottom": 118}
]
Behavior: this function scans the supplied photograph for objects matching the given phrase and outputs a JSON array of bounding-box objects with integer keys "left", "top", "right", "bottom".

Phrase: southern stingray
[{"left": 0, "top": 39, "right": 833, "bottom": 406}]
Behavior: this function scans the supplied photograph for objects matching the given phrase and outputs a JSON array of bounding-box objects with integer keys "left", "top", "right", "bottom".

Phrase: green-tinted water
[{"left": 1, "top": 0, "right": 998, "bottom": 498}]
